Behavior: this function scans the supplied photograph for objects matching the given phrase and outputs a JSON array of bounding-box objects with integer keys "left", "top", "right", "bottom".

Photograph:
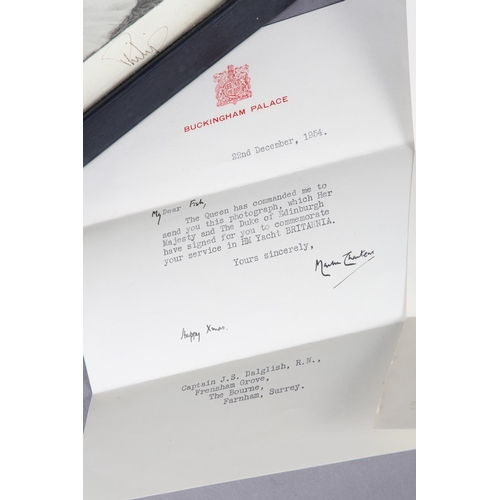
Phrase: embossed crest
[{"left": 213, "top": 64, "right": 252, "bottom": 106}]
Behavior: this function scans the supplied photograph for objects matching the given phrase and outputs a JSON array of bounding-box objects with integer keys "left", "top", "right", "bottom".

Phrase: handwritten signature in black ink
[
  {"left": 101, "top": 27, "right": 168, "bottom": 67},
  {"left": 315, "top": 249, "right": 375, "bottom": 288}
]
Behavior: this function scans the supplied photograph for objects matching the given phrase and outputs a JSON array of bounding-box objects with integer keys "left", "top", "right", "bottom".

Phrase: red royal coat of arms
[{"left": 213, "top": 64, "right": 252, "bottom": 107}]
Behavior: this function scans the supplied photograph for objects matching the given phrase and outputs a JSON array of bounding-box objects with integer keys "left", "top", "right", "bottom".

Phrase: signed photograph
[
  {"left": 83, "top": 0, "right": 165, "bottom": 60},
  {"left": 83, "top": 0, "right": 226, "bottom": 110}
]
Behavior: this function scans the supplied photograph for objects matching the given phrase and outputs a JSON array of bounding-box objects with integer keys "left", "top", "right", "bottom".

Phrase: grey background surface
[{"left": 144, "top": 451, "right": 416, "bottom": 500}]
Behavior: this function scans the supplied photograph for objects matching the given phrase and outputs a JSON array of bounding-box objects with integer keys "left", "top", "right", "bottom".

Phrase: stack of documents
[{"left": 83, "top": 0, "right": 415, "bottom": 498}]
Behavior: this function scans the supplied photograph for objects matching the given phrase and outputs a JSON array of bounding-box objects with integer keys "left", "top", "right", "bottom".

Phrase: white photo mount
[{"left": 83, "top": 0, "right": 415, "bottom": 498}]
